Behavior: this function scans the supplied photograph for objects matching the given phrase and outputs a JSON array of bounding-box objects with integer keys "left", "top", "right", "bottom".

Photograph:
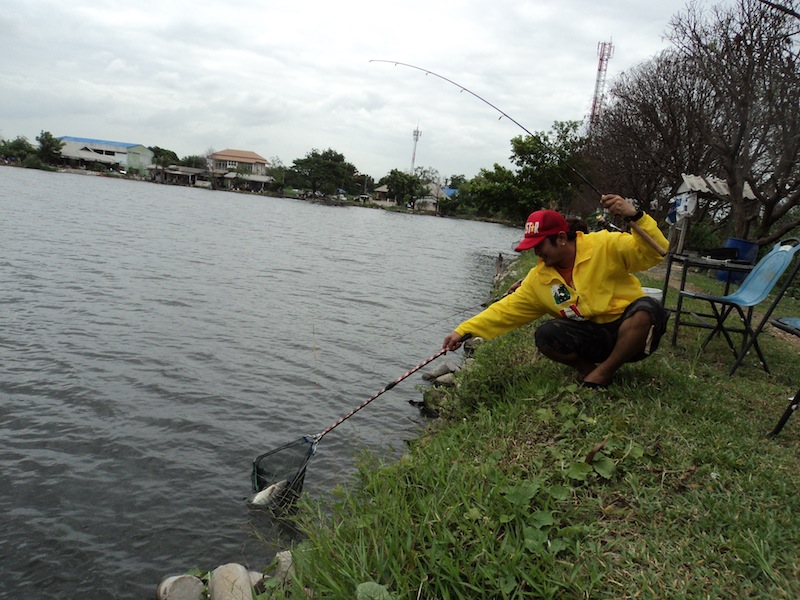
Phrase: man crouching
[{"left": 442, "top": 195, "right": 669, "bottom": 388}]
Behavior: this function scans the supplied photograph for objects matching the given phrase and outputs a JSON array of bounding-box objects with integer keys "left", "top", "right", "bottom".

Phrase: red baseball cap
[{"left": 515, "top": 210, "right": 569, "bottom": 252}]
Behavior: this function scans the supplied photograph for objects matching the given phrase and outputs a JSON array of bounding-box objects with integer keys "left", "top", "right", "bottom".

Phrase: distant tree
[
  {"left": 435, "top": 174, "right": 468, "bottom": 216},
  {"left": 465, "top": 164, "right": 524, "bottom": 220},
  {"left": 36, "top": 131, "right": 64, "bottom": 165},
  {"left": 265, "top": 156, "right": 287, "bottom": 193},
  {"left": 447, "top": 174, "right": 468, "bottom": 188},
  {"left": 180, "top": 155, "right": 208, "bottom": 169},
  {"left": 435, "top": 192, "right": 461, "bottom": 217},
  {"left": 413, "top": 165, "right": 440, "bottom": 185},
  {"left": 150, "top": 146, "right": 179, "bottom": 166},
  {"left": 290, "top": 148, "right": 358, "bottom": 195},
  {"left": 148, "top": 146, "right": 178, "bottom": 183},
  {"left": 461, "top": 121, "right": 587, "bottom": 222},
  {"left": 380, "top": 169, "right": 426, "bottom": 207},
  {"left": 509, "top": 120, "right": 586, "bottom": 219},
  {"left": 230, "top": 164, "right": 250, "bottom": 189},
  {"left": 0, "top": 135, "right": 36, "bottom": 162}
]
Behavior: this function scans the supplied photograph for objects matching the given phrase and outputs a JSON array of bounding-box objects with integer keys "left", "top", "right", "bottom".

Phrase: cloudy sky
[{"left": 0, "top": 1, "right": 730, "bottom": 181}]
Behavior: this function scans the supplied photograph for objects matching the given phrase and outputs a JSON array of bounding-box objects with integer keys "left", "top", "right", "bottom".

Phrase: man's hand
[
  {"left": 600, "top": 194, "right": 638, "bottom": 219},
  {"left": 506, "top": 279, "right": 523, "bottom": 295},
  {"left": 442, "top": 331, "right": 465, "bottom": 351}
]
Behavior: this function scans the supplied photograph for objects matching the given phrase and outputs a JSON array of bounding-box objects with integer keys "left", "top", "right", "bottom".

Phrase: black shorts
[{"left": 534, "top": 297, "right": 668, "bottom": 363}]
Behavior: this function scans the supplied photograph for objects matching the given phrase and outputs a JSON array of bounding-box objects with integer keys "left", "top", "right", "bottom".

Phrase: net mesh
[{"left": 250, "top": 436, "right": 316, "bottom": 512}]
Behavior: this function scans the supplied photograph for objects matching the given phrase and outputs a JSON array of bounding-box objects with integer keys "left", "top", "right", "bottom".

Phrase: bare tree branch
[{"left": 757, "top": 0, "right": 800, "bottom": 21}]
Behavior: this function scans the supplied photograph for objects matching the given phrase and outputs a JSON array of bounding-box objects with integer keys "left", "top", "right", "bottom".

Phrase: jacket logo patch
[{"left": 551, "top": 283, "right": 572, "bottom": 305}]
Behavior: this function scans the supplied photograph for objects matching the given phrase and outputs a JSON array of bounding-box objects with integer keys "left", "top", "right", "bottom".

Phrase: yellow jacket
[{"left": 455, "top": 213, "right": 668, "bottom": 339}]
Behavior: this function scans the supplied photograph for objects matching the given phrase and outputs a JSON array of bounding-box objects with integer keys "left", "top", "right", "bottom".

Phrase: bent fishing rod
[
  {"left": 370, "top": 59, "right": 601, "bottom": 195},
  {"left": 370, "top": 59, "right": 667, "bottom": 257}
]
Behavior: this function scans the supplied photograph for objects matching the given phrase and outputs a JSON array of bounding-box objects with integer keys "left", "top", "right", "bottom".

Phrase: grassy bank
[{"left": 265, "top": 253, "right": 800, "bottom": 599}]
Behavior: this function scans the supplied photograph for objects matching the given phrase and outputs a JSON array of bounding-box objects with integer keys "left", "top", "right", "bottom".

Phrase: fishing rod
[
  {"left": 370, "top": 59, "right": 667, "bottom": 257},
  {"left": 370, "top": 59, "right": 601, "bottom": 196}
]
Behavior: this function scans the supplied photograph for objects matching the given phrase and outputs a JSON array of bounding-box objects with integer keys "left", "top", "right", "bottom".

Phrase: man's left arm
[{"left": 600, "top": 194, "right": 668, "bottom": 267}]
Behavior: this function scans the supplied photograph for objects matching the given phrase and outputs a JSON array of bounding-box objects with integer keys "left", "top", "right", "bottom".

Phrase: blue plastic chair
[
  {"left": 676, "top": 238, "right": 800, "bottom": 375},
  {"left": 768, "top": 317, "right": 800, "bottom": 435}
]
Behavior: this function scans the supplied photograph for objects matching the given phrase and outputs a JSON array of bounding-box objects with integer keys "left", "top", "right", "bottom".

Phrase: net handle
[{"left": 314, "top": 344, "right": 457, "bottom": 441}]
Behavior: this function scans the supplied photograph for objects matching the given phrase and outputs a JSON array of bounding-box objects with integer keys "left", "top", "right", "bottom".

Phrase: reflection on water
[{"left": 0, "top": 166, "right": 521, "bottom": 598}]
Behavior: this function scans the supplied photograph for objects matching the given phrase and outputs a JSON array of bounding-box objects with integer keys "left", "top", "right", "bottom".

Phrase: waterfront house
[
  {"left": 58, "top": 136, "right": 154, "bottom": 175},
  {"left": 207, "top": 149, "right": 272, "bottom": 191},
  {"left": 208, "top": 149, "right": 269, "bottom": 175}
]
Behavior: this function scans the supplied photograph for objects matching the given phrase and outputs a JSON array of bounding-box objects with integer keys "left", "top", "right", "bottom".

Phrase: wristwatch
[{"left": 625, "top": 209, "right": 644, "bottom": 223}]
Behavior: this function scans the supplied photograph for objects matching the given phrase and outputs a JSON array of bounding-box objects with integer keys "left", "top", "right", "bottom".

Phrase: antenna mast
[
  {"left": 589, "top": 40, "right": 614, "bottom": 134},
  {"left": 410, "top": 125, "right": 422, "bottom": 173}
]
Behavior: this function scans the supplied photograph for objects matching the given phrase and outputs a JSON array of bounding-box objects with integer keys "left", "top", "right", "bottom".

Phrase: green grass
[{"left": 260, "top": 253, "right": 800, "bottom": 599}]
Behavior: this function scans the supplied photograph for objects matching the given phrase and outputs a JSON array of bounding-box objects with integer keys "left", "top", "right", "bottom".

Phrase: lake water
[{"left": 0, "top": 166, "right": 521, "bottom": 599}]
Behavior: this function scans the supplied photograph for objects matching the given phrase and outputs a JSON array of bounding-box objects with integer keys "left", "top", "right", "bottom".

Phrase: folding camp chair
[
  {"left": 768, "top": 317, "right": 800, "bottom": 436},
  {"left": 674, "top": 238, "right": 800, "bottom": 375}
]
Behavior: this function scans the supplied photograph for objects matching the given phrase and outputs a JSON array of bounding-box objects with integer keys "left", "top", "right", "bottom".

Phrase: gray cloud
[{"left": 0, "top": 0, "right": 728, "bottom": 179}]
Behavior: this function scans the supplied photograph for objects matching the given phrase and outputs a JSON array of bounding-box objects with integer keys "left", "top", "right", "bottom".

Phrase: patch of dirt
[{"left": 770, "top": 324, "right": 800, "bottom": 350}]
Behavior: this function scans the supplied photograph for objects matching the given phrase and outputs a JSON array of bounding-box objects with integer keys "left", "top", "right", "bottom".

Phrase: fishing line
[
  {"left": 369, "top": 59, "right": 603, "bottom": 196},
  {"left": 387, "top": 253, "right": 514, "bottom": 342},
  {"left": 389, "top": 299, "right": 488, "bottom": 341},
  {"left": 311, "top": 324, "right": 319, "bottom": 389}
]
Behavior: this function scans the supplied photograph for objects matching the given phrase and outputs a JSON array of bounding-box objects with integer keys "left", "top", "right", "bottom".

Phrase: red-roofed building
[{"left": 209, "top": 149, "right": 269, "bottom": 175}]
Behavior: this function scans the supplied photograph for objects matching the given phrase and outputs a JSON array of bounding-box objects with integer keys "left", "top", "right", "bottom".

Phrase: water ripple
[{"left": 0, "top": 166, "right": 520, "bottom": 598}]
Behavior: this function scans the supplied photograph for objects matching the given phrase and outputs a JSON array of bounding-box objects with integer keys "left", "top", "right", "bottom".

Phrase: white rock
[
  {"left": 422, "top": 363, "right": 455, "bottom": 380},
  {"left": 463, "top": 337, "right": 483, "bottom": 350},
  {"left": 274, "top": 550, "right": 295, "bottom": 584},
  {"left": 249, "top": 570, "right": 265, "bottom": 587},
  {"left": 156, "top": 574, "right": 204, "bottom": 600},
  {"left": 434, "top": 373, "right": 456, "bottom": 386},
  {"left": 208, "top": 563, "right": 252, "bottom": 600}
]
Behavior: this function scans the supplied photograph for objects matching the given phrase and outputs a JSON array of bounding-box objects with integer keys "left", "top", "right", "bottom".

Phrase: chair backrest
[{"left": 725, "top": 238, "right": 800, "bottom": 307}]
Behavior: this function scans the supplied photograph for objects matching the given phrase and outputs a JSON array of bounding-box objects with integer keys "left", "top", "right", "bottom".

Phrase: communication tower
[
  {"left": 589, "top": 40, "right": 614, "bottom": 134},
  {"left": 411, "top": 126, "right": 422, "bottom": 173}
]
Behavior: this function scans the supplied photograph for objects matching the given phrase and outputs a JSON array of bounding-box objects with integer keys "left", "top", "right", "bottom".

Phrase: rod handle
[{"left": 629, "top": 220, "right": 667, "bottom": 257}]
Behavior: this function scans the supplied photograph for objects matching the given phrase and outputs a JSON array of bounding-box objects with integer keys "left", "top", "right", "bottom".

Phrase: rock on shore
[{"left": 157, "top": 550, "right": 294, "bottom": 600}]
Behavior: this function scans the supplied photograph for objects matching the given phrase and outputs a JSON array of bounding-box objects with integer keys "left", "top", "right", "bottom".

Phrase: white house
[
  {"left": 58, "top": 136, "right": 154, "bottom": 174},
  {"left": 416, "top": 182, "right": 448, "bottom": 213}
]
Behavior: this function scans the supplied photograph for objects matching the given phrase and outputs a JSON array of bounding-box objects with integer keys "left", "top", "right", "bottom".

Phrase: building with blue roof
[{"left": 58, "top": 136, "right": 154, "bottom": 174}]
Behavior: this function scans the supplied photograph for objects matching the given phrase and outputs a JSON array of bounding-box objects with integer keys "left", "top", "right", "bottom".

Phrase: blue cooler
[{"left": 717, "top": 237, "right": 759, "bottom": 283}]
